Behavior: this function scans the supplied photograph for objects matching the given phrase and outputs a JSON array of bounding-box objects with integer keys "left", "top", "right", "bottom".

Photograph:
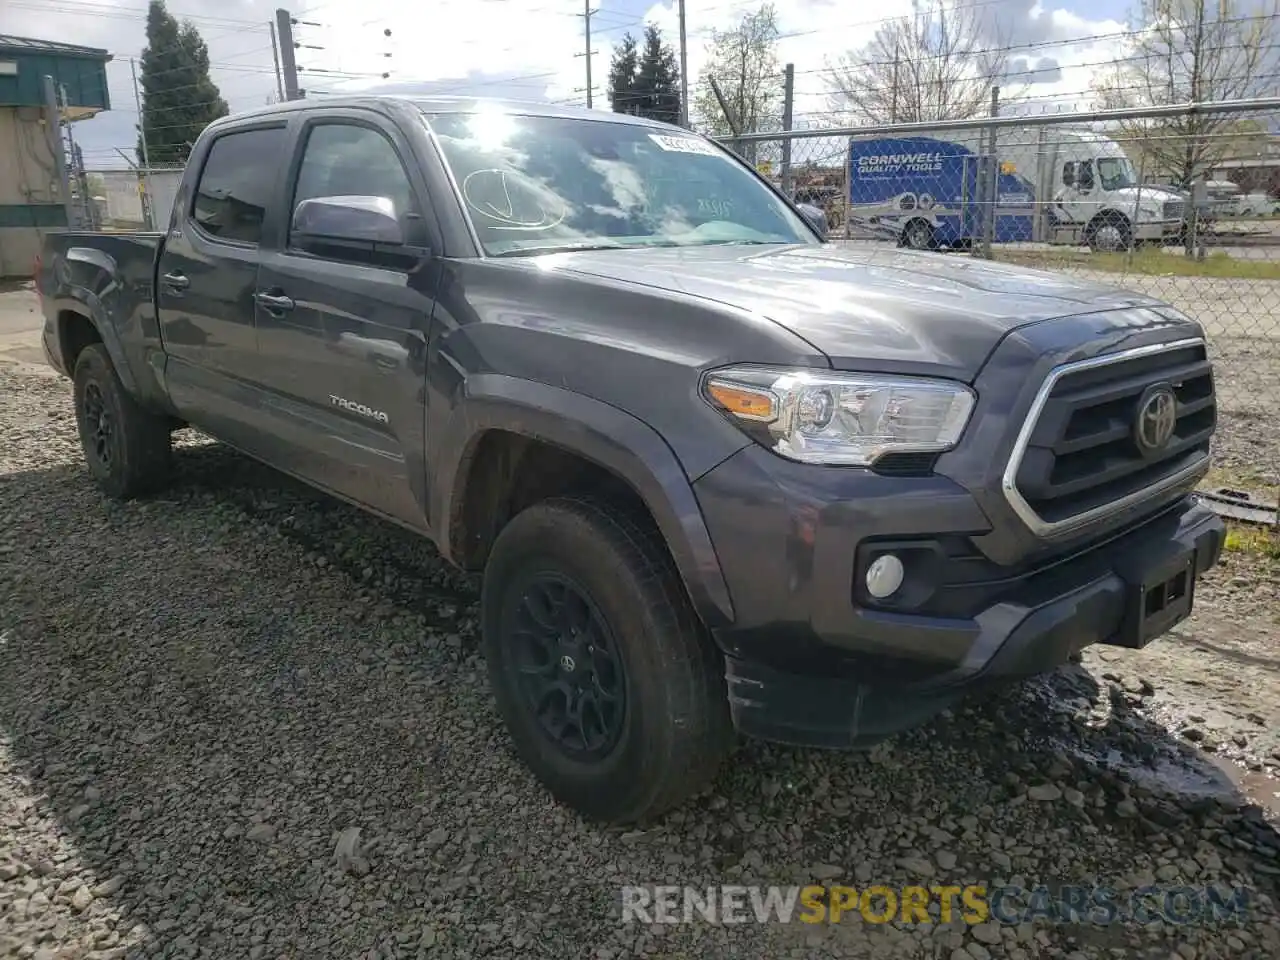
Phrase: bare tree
[
  {"left": 1092, "top": 0, "right": 1278, "bottom": 187},
  {"left": 824, "top": 0, "right": 1018, "bottom": 124},
  {"left": 693, "top": 2, "right": 783, "bottom": 160}
]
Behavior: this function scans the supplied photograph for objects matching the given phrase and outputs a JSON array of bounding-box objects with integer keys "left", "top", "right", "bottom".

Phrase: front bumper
[
  {"left": 693, "top": 446, "right": 1224, "bottom": 749},
  {"left": 1134, "top": 220, "right": 1182, "bottom": 241}
]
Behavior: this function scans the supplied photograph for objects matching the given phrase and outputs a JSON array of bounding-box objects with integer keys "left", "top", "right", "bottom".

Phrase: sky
[{"left": 9, "top": 0, "right": 1138, "bottom": 170}]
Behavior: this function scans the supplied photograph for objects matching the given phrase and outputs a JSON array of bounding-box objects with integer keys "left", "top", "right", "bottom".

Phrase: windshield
[
  {"left": 1096, "top": 157, "right": 1137, "bottom": 191},
  {"left": 424, "top": 110, "right": 815, "bottom": 256}
]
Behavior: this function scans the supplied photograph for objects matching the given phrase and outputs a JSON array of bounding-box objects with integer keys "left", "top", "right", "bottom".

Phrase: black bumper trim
[{"left": 725, "top": 499, "right": 1224, "bottom": 749}]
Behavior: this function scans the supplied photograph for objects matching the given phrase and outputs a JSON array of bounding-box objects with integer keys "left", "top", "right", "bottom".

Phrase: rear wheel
[
  {"left": 481, "top": 496, "right": 733, "bottom": 823},
  {"left": 901, "top": 218, "right": 936, "bottom": 251},
  {"left": 72, "top": 344, "right": 172, "bottom": 498}
]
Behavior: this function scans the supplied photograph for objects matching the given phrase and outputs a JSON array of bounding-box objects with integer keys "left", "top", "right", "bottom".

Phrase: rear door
[
  {"left": 252, "top": 109, "right": 440, "bottom": 527},
  {"left": 156, "top": 122, "right": 289, "bottom": 447}
]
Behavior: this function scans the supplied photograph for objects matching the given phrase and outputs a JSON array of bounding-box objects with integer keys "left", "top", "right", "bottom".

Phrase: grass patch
[
  {"left": 1200, "top": 465, "right": 1273, "bottom": 496},
  {"left": 995, "top": 247, "right": 1280, "bottom": 280},
  {"left": 1223, "top": 524, "right": 1280, "bottom": 558}
]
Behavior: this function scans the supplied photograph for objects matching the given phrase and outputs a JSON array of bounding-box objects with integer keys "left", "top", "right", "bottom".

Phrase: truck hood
[
  {"left": 1110, "top": 186, "right": 1184, "bottom": 207},
  {"left": 550, "top": 243, "right": 1165, "bottom": 380}
]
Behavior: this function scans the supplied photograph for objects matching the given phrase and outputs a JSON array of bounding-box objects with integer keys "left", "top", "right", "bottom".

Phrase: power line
[{"left": 8, "top": 0, "right": 264, "bottom": 28}]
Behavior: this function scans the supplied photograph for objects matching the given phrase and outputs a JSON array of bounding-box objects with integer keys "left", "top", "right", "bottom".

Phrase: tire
[
  {"left": 72, "top": 343, "right": 172, "bottom": 498},
  {"left": 901, "top": 218, "right": 935, "bottom": 251},
  {"left": 481, "top": 496, "right": 733, "bottom": 823},
  {"left": 1087, "top": 214, "right": 1132, "bottom": 253}
]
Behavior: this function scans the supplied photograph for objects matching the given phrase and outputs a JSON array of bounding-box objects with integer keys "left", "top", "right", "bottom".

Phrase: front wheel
[
  {"left": 1087, "top": 214, "right": 1132, "bottom": 253},
  {"left": 480, "top": 497, "right": 733, "bottom": 823}
]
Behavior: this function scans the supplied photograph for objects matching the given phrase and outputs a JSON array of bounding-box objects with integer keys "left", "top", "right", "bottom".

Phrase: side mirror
[
  {"left": 797, "top": 202, "right": 829, "bottom": 238},
  {"left": 292, "top": 195, "right": 405, "bottom": 248},
  {"left": 1062, "top": 166, "right": 1075, "bottom": 187}
]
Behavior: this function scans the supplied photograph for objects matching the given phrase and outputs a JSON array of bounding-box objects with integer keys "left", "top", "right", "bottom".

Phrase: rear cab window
[{"left": 191, "top": 126, "right": 289, "bottom": 244}]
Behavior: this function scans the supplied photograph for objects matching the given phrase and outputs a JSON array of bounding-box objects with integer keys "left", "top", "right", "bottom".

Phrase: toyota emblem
[{"left": 1133, "top": 383, "right": 1177, "bottom": 456}]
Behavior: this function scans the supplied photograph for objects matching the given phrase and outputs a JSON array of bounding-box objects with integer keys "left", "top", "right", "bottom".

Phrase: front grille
[
  {"left": 1162, "top": 200, "right": 1185, "bottom": 220},
  {"left": 1007, "top": 340, "right": 1215, "bottom": 532}
]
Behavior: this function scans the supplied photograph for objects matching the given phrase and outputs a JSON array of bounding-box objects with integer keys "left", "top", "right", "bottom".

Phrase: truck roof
[{"left": 207, "top": 94, "right": 681, "bottom": 131}]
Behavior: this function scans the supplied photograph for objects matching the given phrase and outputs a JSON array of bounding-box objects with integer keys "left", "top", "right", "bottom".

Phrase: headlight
[
  {"left": 1137, "top": 205, "right": 1162, "bottom": 220},
  {"left": 703, "top": 366, "right": 975, "bottom": 466}
]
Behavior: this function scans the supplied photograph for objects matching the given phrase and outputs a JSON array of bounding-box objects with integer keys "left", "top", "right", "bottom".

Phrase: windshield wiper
[
  {"left": 491, "top": 242, "right": 629, "bottom": 258},
  {"left": 681, "top": 239, "right": 790, "bottom": 246},
  {"left": 492, "top": 239, "right": 695, "bottom": 258}
]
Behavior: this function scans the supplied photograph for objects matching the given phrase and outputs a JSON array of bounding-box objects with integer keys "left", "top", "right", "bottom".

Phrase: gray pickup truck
[{"left": 38, "top": 96, "right": 1224, "bottom": 823}]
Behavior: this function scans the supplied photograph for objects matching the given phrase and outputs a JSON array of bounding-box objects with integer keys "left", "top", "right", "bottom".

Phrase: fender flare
[
  {"left": 50, "top": 293, "right": 138, "bottom": 395},
  {"left": 49, "top": 245, "right": 139, "bottom": 394},
  {"left": 434, "top": 373, "right": 735, "bottom": 629}
]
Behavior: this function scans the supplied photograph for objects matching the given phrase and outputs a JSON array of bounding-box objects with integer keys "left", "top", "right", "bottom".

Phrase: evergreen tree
[
  {"left": 608, "top": 26, "right": 681, "bottom": 124},
  {"left": 137, "top": 0, "right": 229, "bottom": 165},
  {"left": 635, "top": 25, "right": 681, "bottom": 125},
  {"left": 607, "top": 33, "right": 640, "bottom": 116}
]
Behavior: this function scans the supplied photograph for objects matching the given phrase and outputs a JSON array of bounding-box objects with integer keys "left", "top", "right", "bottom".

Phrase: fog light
[{"left": 865, "top": 554, "right": 905, "bottom": 599}]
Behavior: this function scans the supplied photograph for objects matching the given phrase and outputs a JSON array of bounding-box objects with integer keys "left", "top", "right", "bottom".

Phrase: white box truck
[{"left": 846, "top": 125, "right": 1186, "bottom": 252}]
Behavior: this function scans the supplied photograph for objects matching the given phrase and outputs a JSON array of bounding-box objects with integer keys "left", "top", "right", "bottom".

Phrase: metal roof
[{"left": 0, "top": 34, "right": 112, "bottom": 60}]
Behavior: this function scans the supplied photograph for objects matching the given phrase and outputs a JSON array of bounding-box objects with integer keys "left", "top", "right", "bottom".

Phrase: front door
[
  {"left": 1058, "top": 159, "right": 1096, "bottom": 226},
  {"left": 156, "top": 123, "right": 290, "bottom": 449},
  {"left": 253, "top": 112, "right": 439, "bottom": 527}
]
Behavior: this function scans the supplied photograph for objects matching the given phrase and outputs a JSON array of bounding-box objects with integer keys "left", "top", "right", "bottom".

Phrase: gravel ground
[{"left": 2, "top": 367, "right": 1279, "bottom": 960}]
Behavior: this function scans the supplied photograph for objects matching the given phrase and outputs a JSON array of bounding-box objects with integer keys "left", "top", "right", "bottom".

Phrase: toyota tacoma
[{"left": 37, "top": 97, "right": 1224, "bottom": 823}]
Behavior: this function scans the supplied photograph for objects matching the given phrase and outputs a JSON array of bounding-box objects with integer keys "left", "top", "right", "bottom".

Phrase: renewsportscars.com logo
[{"left": 619, "top": 884, "right": 1253, "bottom": 927}]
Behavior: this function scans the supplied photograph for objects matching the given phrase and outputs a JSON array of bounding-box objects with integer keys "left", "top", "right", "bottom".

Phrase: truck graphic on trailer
[{"left": 847, "top": 128, "right": 1186, "bottom": 252}]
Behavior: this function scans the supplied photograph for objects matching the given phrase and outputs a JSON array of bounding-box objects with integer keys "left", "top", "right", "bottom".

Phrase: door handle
[
  {"left": 161, "top": 272, "right": 189, "bottom": 291},
  {"left": 254, "top": 291, "right": 295, "bottom": 313}
]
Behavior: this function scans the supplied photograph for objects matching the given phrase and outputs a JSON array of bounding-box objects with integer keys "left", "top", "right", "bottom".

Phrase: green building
[{"left": 0, "top": 34, "right": 112, "bottom": 277}]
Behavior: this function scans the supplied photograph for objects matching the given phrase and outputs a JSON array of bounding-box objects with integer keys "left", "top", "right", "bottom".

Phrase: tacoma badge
[{"left": 329, "top": 395, "right": 389, "bottom": 424}]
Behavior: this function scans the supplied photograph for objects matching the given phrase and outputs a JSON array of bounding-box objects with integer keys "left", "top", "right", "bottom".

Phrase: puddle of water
[
  {"left": 1019, "top": 670, "right": 1280, "bottom": 819},
  {"left": 1233, "top": 768, "right": 1280, "bottom": 818},
  {"left": 1085, "top": 745, "right": 1280, "bottom": 818}
]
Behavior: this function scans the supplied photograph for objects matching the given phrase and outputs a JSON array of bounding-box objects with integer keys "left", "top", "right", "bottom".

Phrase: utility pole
[
  {"left": 580, "top": 0, "right": 596, "bottom": 108},
  {"left": 780, "top": 63, "right": 794, "bottom": 197},
  {"left": 130, "top": 57, "right": 156, "bottom": 230},
  {"left": 276, "top": 8, "right": 301, "bottom": 100},
  {"left": 269, "top": 17, "right": 285, "bottom": 102},
  {"left": 677, "top": 0, "right": 689, "bottom": 127},
  {"left": 980, "top": 84, "right": 1000, "bottom": 261}
]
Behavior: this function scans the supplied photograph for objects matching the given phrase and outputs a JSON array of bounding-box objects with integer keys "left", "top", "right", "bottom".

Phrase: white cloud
[{"left": 6, "top": 0, "right": 1125, "bottom": 169}]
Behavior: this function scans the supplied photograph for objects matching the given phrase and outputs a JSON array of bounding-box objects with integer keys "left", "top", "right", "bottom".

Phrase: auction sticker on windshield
[{"left": 648, "top": 134, "right": 722, "bottom": 157}]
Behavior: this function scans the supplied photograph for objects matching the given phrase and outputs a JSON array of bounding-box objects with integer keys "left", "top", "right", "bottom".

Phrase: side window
[
  {"left": 192, "top": 127, "right": 287, "bottom": 244},
  {"left": 291, "top": 124, "right": 417, "bottom": 235},
  {"left": 1077, "top": 161, "right": 1095, "bottom": 190}
]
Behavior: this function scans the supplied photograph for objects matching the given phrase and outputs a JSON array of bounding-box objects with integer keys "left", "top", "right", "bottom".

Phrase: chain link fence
[
  {"left": 82, "top": 167, "right": 184, "bottom": 231},
  {"left": 70, "top": 104, "right": 1279, "bottom": 511},
  {"left": 725, "top": 101, "right": 1280, "bottom": 511}
]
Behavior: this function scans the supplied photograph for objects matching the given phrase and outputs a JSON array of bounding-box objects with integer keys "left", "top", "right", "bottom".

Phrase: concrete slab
[{"left": 0, "top": 282, "right": 56, "bottom": 377}]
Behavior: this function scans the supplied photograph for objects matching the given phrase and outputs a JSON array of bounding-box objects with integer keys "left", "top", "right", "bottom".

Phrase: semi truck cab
[{"left": 1049, "top": 140, "right": 1185, "bottom": 250}]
